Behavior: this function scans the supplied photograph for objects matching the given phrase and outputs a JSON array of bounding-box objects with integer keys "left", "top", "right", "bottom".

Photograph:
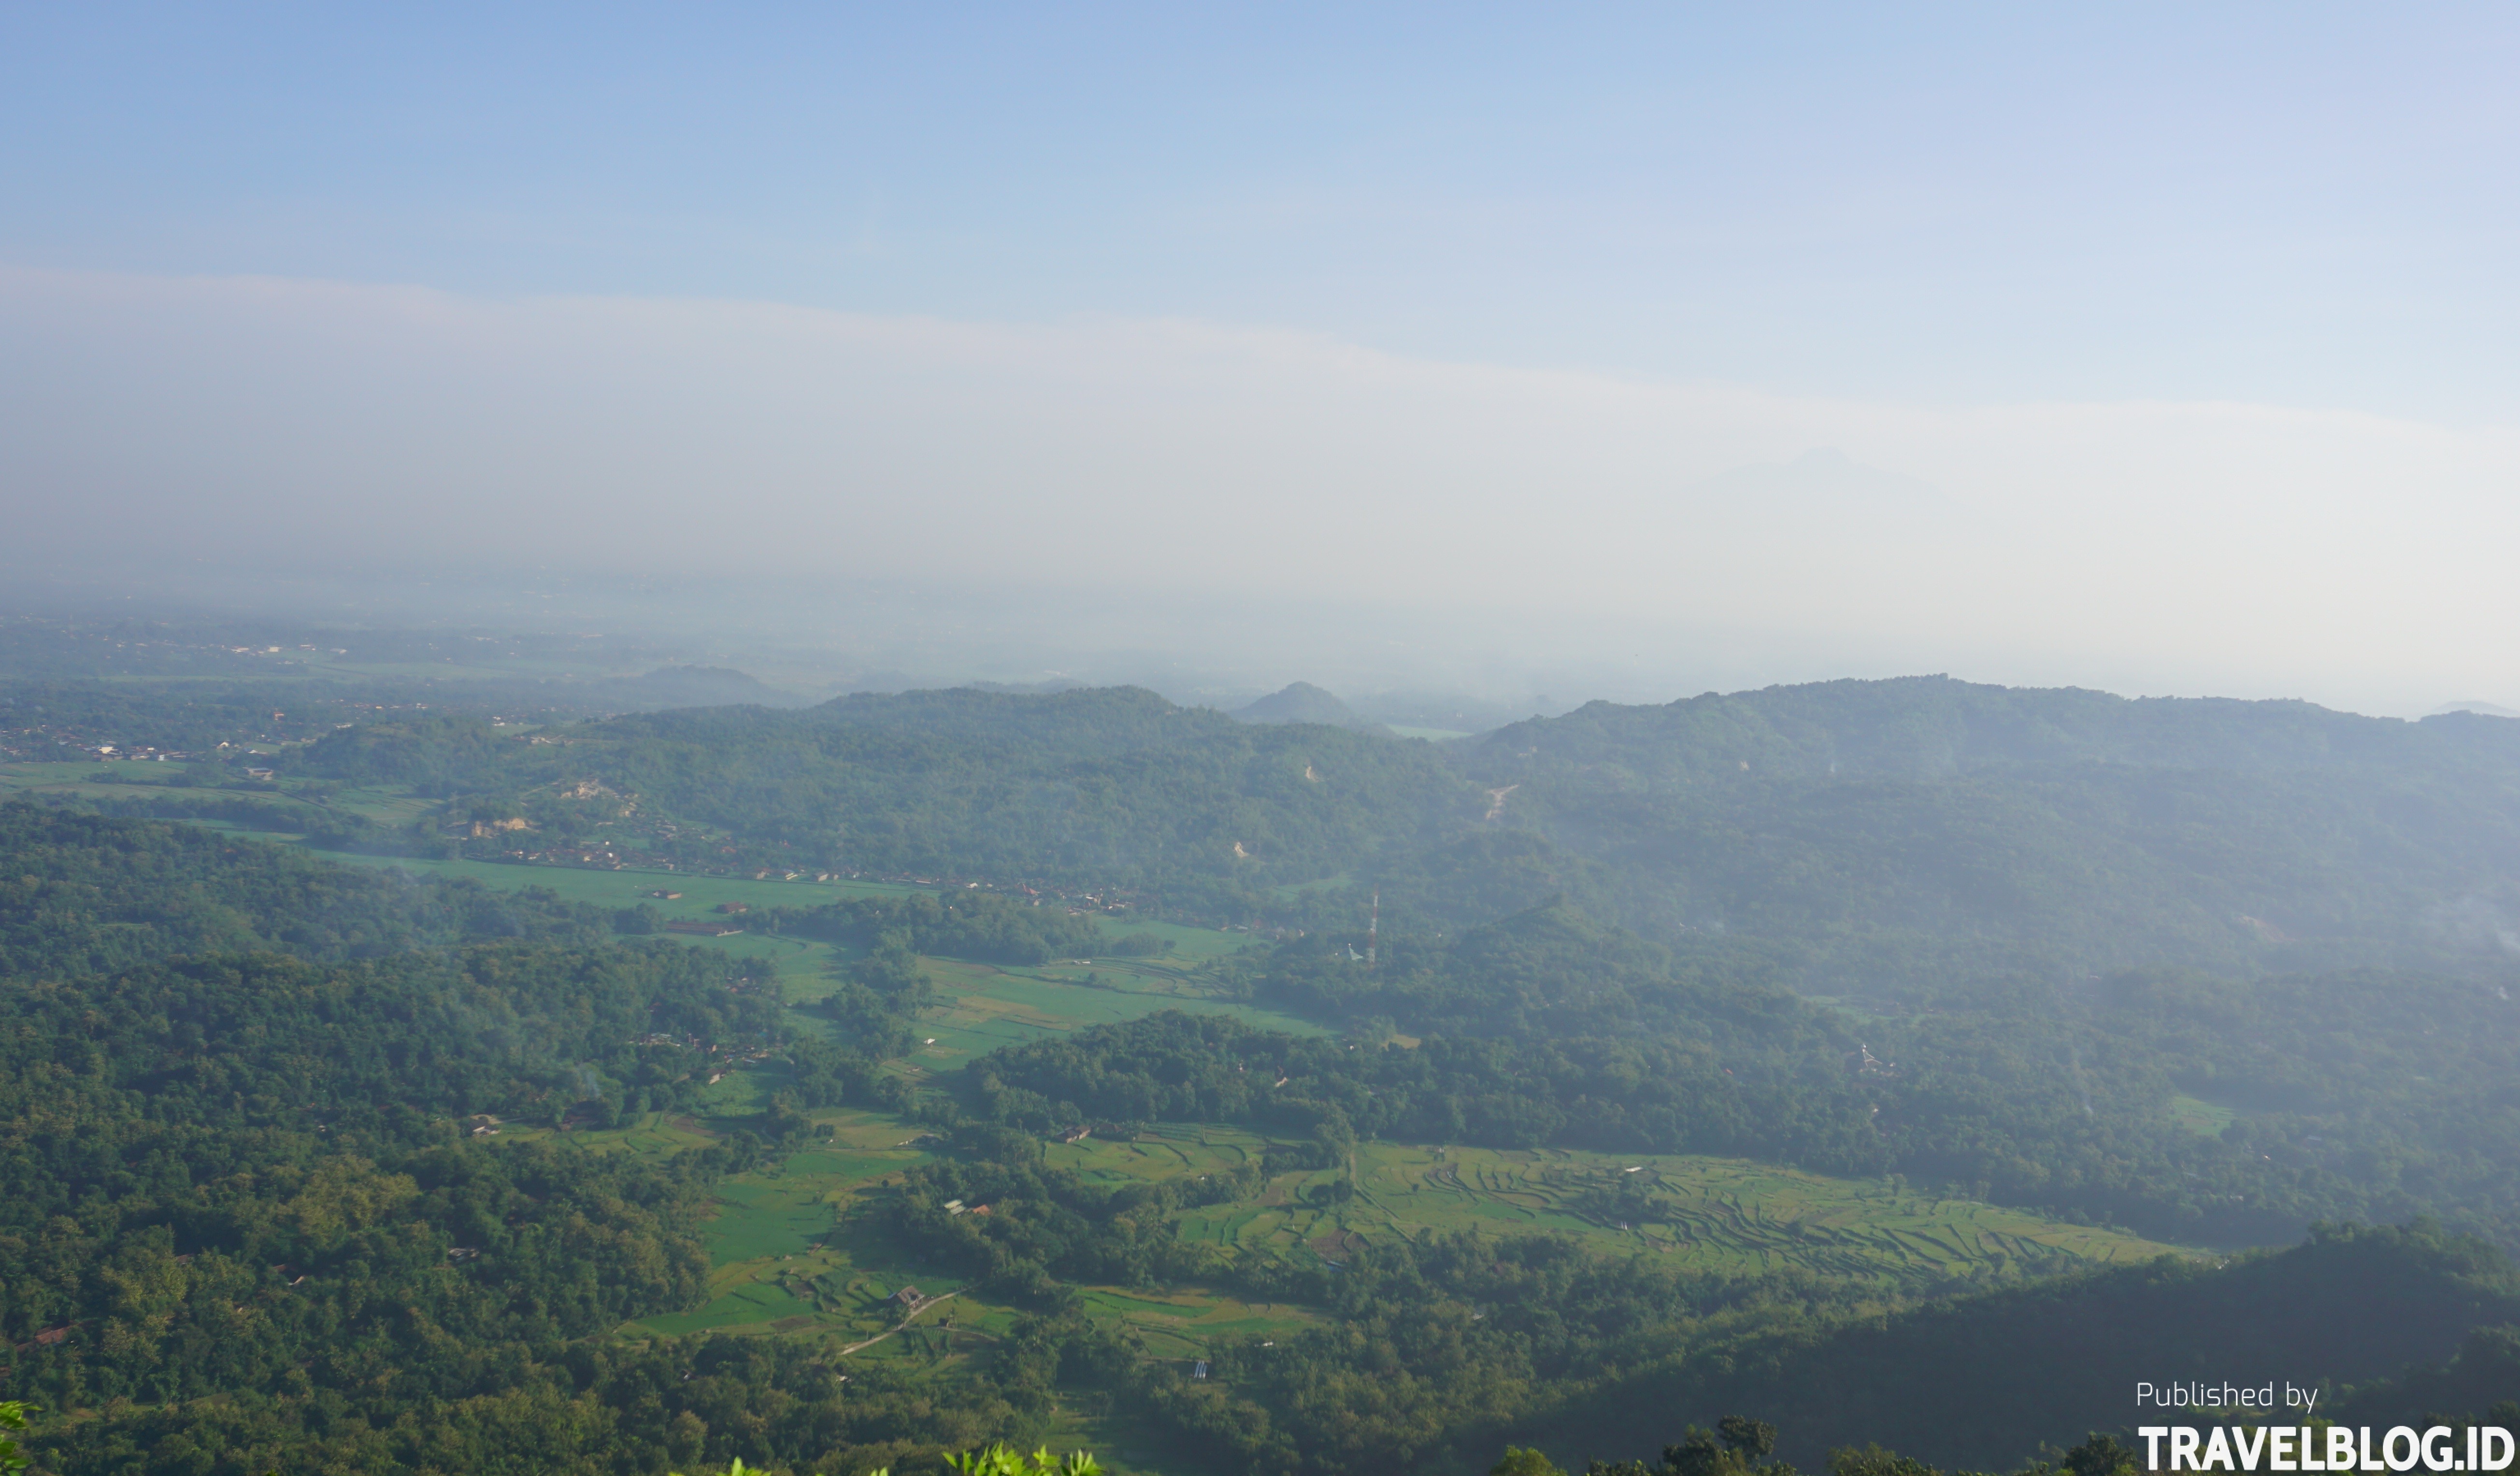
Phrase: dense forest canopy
[{"left": 0, "top": 930, "right": 780, "bottom": 1435}]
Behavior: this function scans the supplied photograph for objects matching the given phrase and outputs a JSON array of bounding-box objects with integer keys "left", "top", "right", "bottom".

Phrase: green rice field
[
  {"left": 618, "top": 1104, "right": 2182, "bottom": 1361},
  {"left": 892, "top": 956, "right": 1322, "bottom": 1079},
  {"left": 611, "top": 1107, "right": 966, "bottom": 1342},
  {"left": 2170, "top": 1092, "right": 2242, "bottom": 1137},
  {"left": 1059, "top": 1125, "right": 2183, "bottom": 1292}
]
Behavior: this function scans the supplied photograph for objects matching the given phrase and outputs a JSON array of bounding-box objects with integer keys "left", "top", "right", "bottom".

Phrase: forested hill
[
  {"left": 797, "top": 684, "right": 1229, "bottom": 756},
  {"left": 578, "top": 688, "right": 1480, "bottom": 883},
  {"left": 268, "top": 675, "right": 2520, "bottom": 986},
  {"left": 1446, "top": 677, "right": 2520, "bottom": 984},
  {"left": 296, "top": 686, "right": 1482, "bottom": 887},
  {"left": 1466, "top": 675, "right": 2520, "bottom": 781}
]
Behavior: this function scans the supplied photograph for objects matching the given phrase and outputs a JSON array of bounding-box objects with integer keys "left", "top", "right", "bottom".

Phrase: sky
[{"left": 4, "top": 4, "right": 2518, "bottom": 712}]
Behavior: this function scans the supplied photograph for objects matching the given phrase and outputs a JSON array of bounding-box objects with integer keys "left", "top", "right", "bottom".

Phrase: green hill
[
  {"left": 1543, "top": 1220, "right": 2520, "bottom": 1474},
  {"left": 289, "top": 686, "right": 1481, "bottom": 892},
  {"left": 1468, "top": 674, "right": 2520, "bottom": 780},
  {"left": 263, "top": 676, "right": 2520, "bottom": 991},
  {"left": 1233, "top": 681, "right": 1383, "bottom": 733},
  {"left": 1442, "top": 676, "right": 2520, "bottom": 984}
]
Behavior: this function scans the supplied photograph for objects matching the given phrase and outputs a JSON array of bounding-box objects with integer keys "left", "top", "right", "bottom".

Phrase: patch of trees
[
  {"left": 789, "top": 892, "right": 1105, "bottom": 966},
  {"left": 291, "top": 711, "right": 517, "bottom": 794},
  {"left": 2331, "top": 1324, "right": 2520, "bottom": 1432},
  {"left": 27, "top": 1327, "right": 1076, "bottom": 1476},
  {"left": 963, "top": 1009, "right": 1887, "bottom": 1177},
  {"left": 0, "top": 803, "right": 623, "bottom": 978},
  {"left": 0, "top": 936, "right": 781, "bottom": 1418}
]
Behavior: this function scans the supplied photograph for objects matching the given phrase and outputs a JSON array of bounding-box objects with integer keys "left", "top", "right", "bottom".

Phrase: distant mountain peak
[
  {"left": 1235, "top": 681, "right": 1370, "bottom": 729},
  {"left": 603, "top": 665, "right": 811, "bottom": 709}
]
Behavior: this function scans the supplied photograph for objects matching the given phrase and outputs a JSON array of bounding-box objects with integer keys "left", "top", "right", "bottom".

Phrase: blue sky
[
  {"left": 11, "top": 4, "right": 2516, "bottom": 412},
  {"left": 5, "top": 5, "right": 2519, "bottom": 708}
]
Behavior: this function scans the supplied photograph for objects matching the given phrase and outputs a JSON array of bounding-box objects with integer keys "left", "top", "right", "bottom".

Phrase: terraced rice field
[
  {"left": 1059, "top": 1126, "right": 2182, "bottom": 1292},
  {"left": 1071, "top": 1287, "right": 1320, "bottom": 1359},
  {"left": 1358, "top": 1145, "right": 2178, "bottom": 1284}
]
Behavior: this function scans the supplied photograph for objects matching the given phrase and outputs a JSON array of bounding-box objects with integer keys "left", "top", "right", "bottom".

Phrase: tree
[
  {"left": 2063, "top": 1434, "right": 2138, "bottom": 1476},
  {"left": 1667, "top": 1430, "right": 1730, "bottom": 1476},
  {"left": 1722, "top": 1418, "right": 1780, "bottom": 1461},
  {"left": 1494, "top": 1448, "right": 1569, "bottom": 1476},
  {"left": 1828, "top": 1446, "right": 1941, "bottom": 1476}
]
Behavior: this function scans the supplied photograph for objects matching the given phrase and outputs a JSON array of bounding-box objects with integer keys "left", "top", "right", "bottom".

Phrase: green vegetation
[
  {"left": 1533, "top": 1220, "right": 2520, "bottom": 1472},
  {"left": 0, "top": 810, "right": 1048, "bottom": 1475},
  {"left": 1446, "top": 676, "right": 2520, "bottom": 980},
  {"left": 0, "top": 802, "right": 631, "bottom": 976},
  {"left": 1073, "top": 1127, "right": 2174, "bottom": 1291},
  {"left": 268, "top": 686, "right": 1479, "bottom": 893},
  {"left": 1213, "top": 893, "right": 2520, "bottom": 1248},
  {"left": 6, "top": 652, "right": 2520, "bottom": 1476}
]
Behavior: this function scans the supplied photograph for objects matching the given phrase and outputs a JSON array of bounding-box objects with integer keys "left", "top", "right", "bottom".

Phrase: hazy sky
[{"left": 5, "top": 5, "right": 2519, "bottom": 711}]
